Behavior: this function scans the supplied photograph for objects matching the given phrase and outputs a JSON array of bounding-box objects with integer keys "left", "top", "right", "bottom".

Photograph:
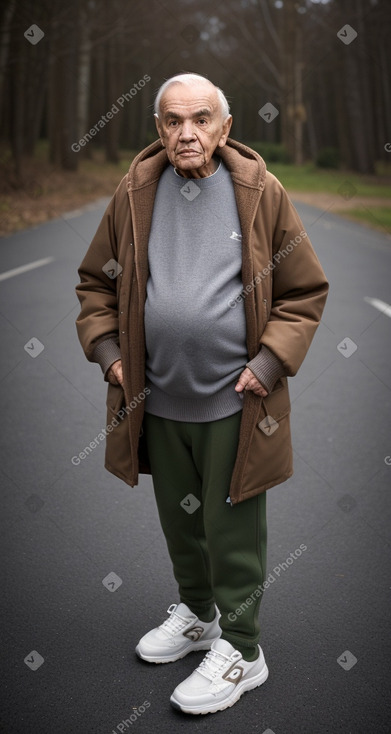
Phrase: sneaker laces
[
  {"left": 159, "top": 605, "right": 190, "bottom": 637},
  {"left": 196, "top": 648, "right": 230, "bottom": 681}
]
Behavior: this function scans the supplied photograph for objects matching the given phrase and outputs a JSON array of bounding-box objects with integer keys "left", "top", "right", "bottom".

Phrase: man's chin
[{"left": 176, "top": 153, "right": 203, "bottom": 166}]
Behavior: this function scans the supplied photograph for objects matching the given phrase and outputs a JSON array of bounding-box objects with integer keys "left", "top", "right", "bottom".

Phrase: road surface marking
[
  {"left": 364, "top": 297, "right": 391, "bottom": 319},
  {"left": 0, "top": 257, "right": 54, "bottom": 282}
]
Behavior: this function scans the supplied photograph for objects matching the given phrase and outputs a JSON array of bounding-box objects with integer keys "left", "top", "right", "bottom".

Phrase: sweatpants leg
[
  {"left": 143, "top": 411, "right": 215, "bottom": 621},
  {"left": 143, "top": 410, "right": 267, "bottom": 661}
]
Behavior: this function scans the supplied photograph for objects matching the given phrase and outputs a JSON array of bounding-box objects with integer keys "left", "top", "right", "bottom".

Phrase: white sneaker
[
  {"left": 170, "top": 637, "right": 269, "bottom": 714},
  {"left": 135, "top": 603, "right": 221, "bottom": 663}
]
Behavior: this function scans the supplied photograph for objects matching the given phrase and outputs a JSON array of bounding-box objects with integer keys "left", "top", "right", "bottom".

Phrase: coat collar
[{"left": 126, "top": 137, "right": 267, "bottom": 192}]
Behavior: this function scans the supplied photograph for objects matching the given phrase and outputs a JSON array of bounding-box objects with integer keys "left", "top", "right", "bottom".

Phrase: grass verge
[
  {"left": 335, "top": 207, "right": 391, "bottom": 233},
  {"left": 268, "top": 162, "right": 391, "bottom": 198}
]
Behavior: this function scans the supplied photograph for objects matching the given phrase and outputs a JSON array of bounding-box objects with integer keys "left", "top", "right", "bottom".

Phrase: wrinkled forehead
[{"left": 159, "top": 82, "right": 220, "bottom": 118}]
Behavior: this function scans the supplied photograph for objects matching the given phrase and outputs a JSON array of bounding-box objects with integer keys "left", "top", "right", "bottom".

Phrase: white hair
[{"left": 154, "top": 73, "right": 230, "bottom": 120}]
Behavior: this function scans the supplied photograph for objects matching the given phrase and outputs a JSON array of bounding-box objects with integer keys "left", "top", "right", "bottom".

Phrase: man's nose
[{"left": 179, "top": 121, "right": 196, "bottom": 140}]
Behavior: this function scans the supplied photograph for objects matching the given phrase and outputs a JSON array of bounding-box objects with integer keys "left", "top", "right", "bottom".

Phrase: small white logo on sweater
[{"left": 230, "top": 231, "right": 242, "bottom": 241}]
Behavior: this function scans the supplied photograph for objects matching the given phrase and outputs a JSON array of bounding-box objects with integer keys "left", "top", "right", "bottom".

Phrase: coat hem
[
  {"left": 105, "top": 461, "right": 138, "bottom": 488},
  {"left": 230, "top": 469, "right": 293, "bottom": 505}
]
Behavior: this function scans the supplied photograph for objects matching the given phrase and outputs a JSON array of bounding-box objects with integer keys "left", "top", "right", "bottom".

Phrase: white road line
[
  {"left": 364, "top": 297, "right": 391, "bottom": 319},
  {"left": 0, "top": 257, "right": 54, "bottom": 282}
]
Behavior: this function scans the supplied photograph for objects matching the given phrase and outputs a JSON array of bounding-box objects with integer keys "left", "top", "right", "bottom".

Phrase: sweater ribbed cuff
[
  {"left": 92, "top": 338, "right": 122, "bottom": 379},
  {"left": 246, "top": 345, "right": 286, "bottom": 394}
]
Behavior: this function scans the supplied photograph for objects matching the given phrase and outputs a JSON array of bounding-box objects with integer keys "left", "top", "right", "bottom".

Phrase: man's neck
[{"left": 174, "top": 156, "right": 220, "bottom": 179}]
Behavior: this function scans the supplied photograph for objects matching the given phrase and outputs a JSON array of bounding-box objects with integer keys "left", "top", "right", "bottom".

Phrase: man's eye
[
  {"left": 198, "top": 119, "right": 207, "bottom": 124},
  {"left": 168, "top": 120, "right": 178, "bottom": 127}
]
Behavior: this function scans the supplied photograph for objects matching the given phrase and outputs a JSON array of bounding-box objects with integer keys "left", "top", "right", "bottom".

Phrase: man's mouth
[{"left": 177, "top": 149, "right": 200, "bottom": 155}]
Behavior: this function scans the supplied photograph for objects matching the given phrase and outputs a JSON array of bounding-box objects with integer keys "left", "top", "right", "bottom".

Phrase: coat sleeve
[
  {"left": 75, "top": 176, "right": 129, "bottom": 374},
  {"left": 258, "top": 177, "right": 329, "bottom": 377},
  {"left": 246, "top": 344, "right": 286, "bottom": 393}
]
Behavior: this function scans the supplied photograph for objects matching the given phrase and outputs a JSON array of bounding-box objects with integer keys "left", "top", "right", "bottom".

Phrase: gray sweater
[{"left": 144, "top": 159, "right": 247, "bottom": 422}]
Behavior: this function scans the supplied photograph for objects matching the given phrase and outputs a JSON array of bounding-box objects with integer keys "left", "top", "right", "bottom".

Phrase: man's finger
[
  {"left": 235, "top": 368, "right": 259, "bottom": 391},
  {"left": 235, "top": 367, "right": 251, "bottom": 391},
  {"left": 107, "top": 359, "right": 124, "bottom": 386},
  {"left": 235, "top": 377, "right": 247, "bottom": 392},
  {"left": 235, "top": 367, "right": 268, "bottom": 397},
  {"left": 107, "top": 369, "right": 119, "bottom": 385},
  {"left": 113, "top": 369, "right": 124, "bottom": 387}
]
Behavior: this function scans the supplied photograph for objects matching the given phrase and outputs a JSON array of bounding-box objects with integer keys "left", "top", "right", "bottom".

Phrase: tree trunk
[
  {"left": 306, "top": 102, "right": 318, "bottom": 162},
  {"left": 10, "top": 26, "right": 24, "bottom": 181},
  {"left": 76, "top": 18, "right": 91, "bottom": 144},
  {"left": 104, "top": 2, "right": 123, "bottom": 163},
  {"left": 344, "top": 46, "right": 374, "bottom": 173},
  {"left": 379, "top": 44, "right": 391, "bottom": 161},
  {"left": 48, "top": 9, "right": 78, "bottom": 171},
  {"left": 280, "top": 0, "right": 296, "bottom": 162},
  {"left": 48, "top": 14, "right": 62, "bottom": 166},
  {"left": 0, "top": 0, "right": 16, "bottom": 122},
  {"left": 334, "top": 38, "right": 353, "bottom": 170},
  {"left": 24, "top": 50, "right": 47, "bottom": 156}
]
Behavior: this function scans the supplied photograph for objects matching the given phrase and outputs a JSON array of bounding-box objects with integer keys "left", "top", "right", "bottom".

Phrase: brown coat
[{"left": 76, "top": 138, "right": 328, "bottom": 504}]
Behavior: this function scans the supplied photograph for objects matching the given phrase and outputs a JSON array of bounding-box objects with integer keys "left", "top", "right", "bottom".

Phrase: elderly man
[{"left": 76, "top": 72, "right": 328, "bottom": 715}]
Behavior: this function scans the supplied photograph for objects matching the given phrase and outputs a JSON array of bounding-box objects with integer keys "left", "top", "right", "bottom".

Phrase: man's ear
[
  {"left": 218, "top": 115, "right": 233, "bottom": 148},
  {"left": 154, "top": 114, "right": 165, "bottom": 146}
]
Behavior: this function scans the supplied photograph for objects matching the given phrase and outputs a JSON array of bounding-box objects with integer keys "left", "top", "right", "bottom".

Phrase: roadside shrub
[
  {"left": 316, "top": 147, "right": 339, "bottom": 169},
  {"left": 245, "top": 141, "right": 291, "bottom": 163}
]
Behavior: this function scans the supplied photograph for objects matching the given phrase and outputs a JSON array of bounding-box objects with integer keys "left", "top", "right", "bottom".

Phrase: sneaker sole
[
  {"left": 135, "top": 638, "right": 218, "bottom": 664},
  {"left": 170, "top": 662, "right": 269, "bottom": 714}
]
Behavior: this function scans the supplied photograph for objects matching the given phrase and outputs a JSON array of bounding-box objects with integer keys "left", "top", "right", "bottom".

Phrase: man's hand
[
  {"left": 235, "top": 367, "right": 268, "bottom": 398},
  {"left": 107, "top": 359, "right": 124, "bottom": 387}
]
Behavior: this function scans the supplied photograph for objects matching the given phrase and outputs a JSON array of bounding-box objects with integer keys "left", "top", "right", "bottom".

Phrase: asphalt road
[{"left": 0, "top": 193, "right": 390, "bottom": 734}]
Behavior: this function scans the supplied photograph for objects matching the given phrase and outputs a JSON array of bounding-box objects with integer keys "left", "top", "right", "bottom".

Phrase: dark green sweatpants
[{"left": 143, "top": 410, "right": 267, "bottom": 661}]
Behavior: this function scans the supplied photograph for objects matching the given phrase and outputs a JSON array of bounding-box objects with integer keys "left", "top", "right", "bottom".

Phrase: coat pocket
[
  {"left": 258, "top": 377, "right": 291, "bottom": 430},
  {"left": 241, "top": 378, "right": 293, "bottom": 497},
  {"left": 104, "top": 383, "right": 133, "bottom": 482},
  {"left": 106, "top": 382, "right": 125, "bottom": 414}
]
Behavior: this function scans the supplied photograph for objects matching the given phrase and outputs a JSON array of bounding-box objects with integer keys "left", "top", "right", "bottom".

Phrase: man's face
[{"left": 155, "top": 82, "right": 232, "bottom": 179}]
